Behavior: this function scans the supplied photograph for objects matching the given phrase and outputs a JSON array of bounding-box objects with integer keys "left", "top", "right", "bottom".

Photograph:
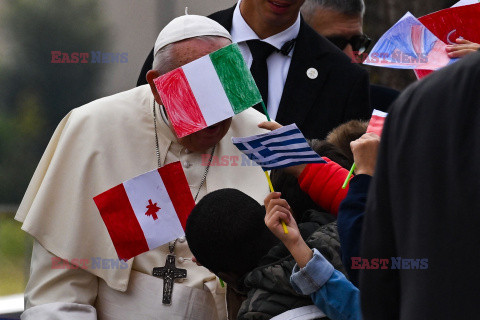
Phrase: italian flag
[
  {"left": 154, "top": 43, "right": 262, "bottom": 138},
  {"left": 367, "top": 109, "right": 388, "bottom": 136},
  {"left": 93, "top": 162, "right": 195, "bottom": 261}
]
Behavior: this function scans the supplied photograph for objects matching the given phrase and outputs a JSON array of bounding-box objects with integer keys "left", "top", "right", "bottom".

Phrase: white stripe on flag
[
  {"left": 255, "top": 133, "right": 306, "bottom": 146},
  {"left": 240, "top": 137, "right": 319, "bottom": 162},
  {"left": 245, "top": 142, "right": 311, "bottom": 153},
  {"left": 232, "top": 125, "right": 299, "bottom": 143},
  {"left": 182, "top": 55, "right": 234, "bottom": 126},
  {"left": 269, "top": 143, "right": 312, "bottom": 151},
  {"left": 259, "top": 156, "right": 322, "bottom": 169},
  {"left": 245, "top": 149, "right": 319, "bottom": 163},
  {"left": 123, "top": 170, "right": 185, "bottom": 250},
  {"left": 372, "top": 109, "right": 388, "bottom": 117}
]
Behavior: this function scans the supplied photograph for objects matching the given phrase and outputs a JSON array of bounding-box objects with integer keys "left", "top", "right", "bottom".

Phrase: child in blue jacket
[{"left": 265, "top": 191, "right": 361, "bottom": 320}]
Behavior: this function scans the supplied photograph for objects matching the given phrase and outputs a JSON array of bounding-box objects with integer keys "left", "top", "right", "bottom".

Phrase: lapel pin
[{"left": 306, "top": 68, "right": 318, "bottom": 79}]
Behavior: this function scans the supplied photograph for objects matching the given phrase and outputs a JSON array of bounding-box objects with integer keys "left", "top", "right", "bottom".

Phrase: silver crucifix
[{"left": 152, "top": 254, "right": 187, "bottom": 305}]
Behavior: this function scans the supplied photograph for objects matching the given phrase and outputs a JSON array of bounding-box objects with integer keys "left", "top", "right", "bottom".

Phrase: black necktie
[{"left": 247, "top": 40, "right": 277, "bottom": 108}]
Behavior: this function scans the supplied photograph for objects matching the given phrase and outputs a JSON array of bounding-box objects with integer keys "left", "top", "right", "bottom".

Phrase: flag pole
[
  {"left": 342, "top": 163, "right": 355, "bottom": 189},
  {"left": 265, "top": 171, "right": 289, "bottom": 234},
  {"left": 259, "top": 100, "right": 288, "bottom": 234},
  {"left": 261, "top": 101, "right": 271, "bottom": 121}
]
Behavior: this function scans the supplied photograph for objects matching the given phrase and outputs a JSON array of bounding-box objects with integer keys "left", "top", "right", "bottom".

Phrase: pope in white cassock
[{"left": 15, "top": 15, "right": 269, "bottom": 320}]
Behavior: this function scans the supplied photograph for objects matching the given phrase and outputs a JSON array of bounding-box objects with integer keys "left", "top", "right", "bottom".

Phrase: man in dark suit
[
  {"left": 137, "top": 0, "right": 372, "bottom": 140},
  {"left": 300, "top": 0, "right": 400, "bottom": 112}
]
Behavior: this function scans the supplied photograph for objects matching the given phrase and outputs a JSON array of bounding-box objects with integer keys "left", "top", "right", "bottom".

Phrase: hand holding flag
[
  {"left": 342, "top": 110, "right": 387, "bottom": 188},
  {"left": 233, "top": 124, "right": 326, "bottom": 234}
]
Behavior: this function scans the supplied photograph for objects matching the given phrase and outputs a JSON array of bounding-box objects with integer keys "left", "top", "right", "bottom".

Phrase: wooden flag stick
[
  {"left": 260, "top": 103, "right": 287, "bottom": 233},
  {"left": 342, "top": 163, "right": 356, "bottom": 189},
  {"left": 265, "top": 171, "right": 289, "bottom": 234}
]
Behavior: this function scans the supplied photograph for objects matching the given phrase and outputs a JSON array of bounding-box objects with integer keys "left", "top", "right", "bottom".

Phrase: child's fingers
[
  {"left": 447, "top": 49, "right": 476, "bottom": 58},
  {"left": 455, "top": 38, "right": 471, "bottom": 45},
  {"left": 265, "top": 208, "right": 291, "bottom": 229},
  {"left": 264, "top": 192, "right": 281, "bottom": 208},
  {"left": 266, "top": 198, "right": 291, "bottom": 215},
  {"left": 258, "top": 121, "right": 283, "bottom": 131}
]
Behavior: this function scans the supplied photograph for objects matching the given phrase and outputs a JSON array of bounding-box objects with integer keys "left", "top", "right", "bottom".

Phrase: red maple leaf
[{"left": 145, "top": 199, "right": 160, "bottom": 220}]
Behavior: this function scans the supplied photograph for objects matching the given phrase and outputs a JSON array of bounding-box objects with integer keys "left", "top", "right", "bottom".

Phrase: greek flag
[{"left": 232, "top": 124, "right": 326, "bottom": 171}]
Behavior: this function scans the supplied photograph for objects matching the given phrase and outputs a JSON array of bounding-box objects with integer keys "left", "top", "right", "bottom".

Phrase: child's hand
[
  {"left": 351, "top": 133, "right": 380, "bottom": 176},
  {"left": 264, "top": 192, "right": 300, "bottom": 246},
  {"left": 264, "top": 192, "right": 313, "bottom": 268},
  {"left": 446, "top": 38, "right": 480, "bottom": 58}
]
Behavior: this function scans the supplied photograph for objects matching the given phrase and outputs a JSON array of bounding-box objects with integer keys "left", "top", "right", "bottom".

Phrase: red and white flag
[
  {"left": 93, "top": 162, "right": 195, "bottom": 261},
  {"left": 367, "top": 109, "right": 388, "bottom": 137}
]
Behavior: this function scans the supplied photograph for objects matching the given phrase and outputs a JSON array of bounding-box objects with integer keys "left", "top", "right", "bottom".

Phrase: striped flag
[
  {"left": 367, "top": 109, "right": 388, "bottom": 136},
  {"left": 154, "top": 43, "right": 262, "bottom": 138},
  {"left": 232, "top": 124, "right": 326, "bottom": 171},
  {"left": 93, "top": 162, "right": 195, "bottom": 261}
]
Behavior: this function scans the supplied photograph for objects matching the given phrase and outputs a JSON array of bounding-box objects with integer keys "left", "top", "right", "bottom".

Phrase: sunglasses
[{"left": 326, "top": 34, "right": 372, "bottom": 53}]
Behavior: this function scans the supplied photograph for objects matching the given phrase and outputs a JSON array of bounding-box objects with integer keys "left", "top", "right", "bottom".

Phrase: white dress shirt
[{"left": 230, "top": 0, "right": 301, "bottom": 120}]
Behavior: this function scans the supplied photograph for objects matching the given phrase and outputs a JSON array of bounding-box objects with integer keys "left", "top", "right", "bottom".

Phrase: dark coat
[
  {"left": 360, "top": 51, "right": 480, "bottom": 320},
  {"left": 137, "top": 5, "right": 372, "bottom": 140},
  {"left": 337, "top": 174, "right": 371, "bottom": 287}
]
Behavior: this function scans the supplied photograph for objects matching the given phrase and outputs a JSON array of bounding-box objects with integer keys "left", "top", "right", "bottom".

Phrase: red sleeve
[{"left": 298, "top": 158, "right": 352, "bottom": 215}]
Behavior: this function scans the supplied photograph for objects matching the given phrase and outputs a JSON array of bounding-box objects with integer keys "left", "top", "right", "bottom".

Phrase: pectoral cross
[{"left": 152, "top": 255, "right": 187, "bottom": 305}]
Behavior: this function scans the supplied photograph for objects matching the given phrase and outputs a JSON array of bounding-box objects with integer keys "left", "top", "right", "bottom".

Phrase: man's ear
[{"left": 146, "top": 70, "right": 162, "bottom": 105}]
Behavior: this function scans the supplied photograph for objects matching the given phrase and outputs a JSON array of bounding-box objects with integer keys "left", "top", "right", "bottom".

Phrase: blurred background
[{"left": 0, "top": 0, "right": 458, "bottom": 316}]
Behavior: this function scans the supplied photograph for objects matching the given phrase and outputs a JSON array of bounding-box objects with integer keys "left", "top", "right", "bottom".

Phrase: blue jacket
[
  {"left": 290, "top": 248, "right": 361, "bottom": 320},
  {"left": 337, "top": 174, "right": 371, "bottom": 286}
]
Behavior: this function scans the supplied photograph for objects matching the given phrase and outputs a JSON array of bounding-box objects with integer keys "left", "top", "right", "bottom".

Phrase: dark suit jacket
[{"left": 137, "top": 6, "right": 372, "bottom": 140}]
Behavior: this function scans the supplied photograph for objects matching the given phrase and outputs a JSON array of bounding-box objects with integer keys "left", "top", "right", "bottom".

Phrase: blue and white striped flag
[{"left": 231, "top": 124, "right": 326, "bottom": 171}]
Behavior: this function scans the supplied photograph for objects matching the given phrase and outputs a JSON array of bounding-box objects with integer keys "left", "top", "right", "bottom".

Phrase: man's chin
[
  {"left": 202, "top": 123, "right": 223, "bottom": 136},
  {"left": 195, "top": 135, "right": 223, "bottom": 151}
]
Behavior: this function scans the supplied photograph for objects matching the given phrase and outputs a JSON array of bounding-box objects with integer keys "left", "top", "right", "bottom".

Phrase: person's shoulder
[
  {"left": 207, "top": 5, "right": 235, "bottom": 30},
  {"left": 71, "top": 85, "right": 151, "bottom": 120}
]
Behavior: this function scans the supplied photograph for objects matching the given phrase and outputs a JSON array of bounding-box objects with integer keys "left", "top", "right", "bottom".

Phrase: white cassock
[{"left": 15, "top": 85, "right": 270, "bottom": 320}]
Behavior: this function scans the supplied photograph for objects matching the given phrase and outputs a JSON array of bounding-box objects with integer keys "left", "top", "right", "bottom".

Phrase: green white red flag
[{"left": 154, "top": 43, "right": 262, "bottom": 138}]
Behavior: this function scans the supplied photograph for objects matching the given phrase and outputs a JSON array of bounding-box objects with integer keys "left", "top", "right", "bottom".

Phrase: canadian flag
[{"left": 94, "top": 162, "right": 195, "bottom": 261}]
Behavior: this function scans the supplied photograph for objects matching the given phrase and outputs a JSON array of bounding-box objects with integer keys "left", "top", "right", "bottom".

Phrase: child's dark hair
[
  {"left": 325, "top": 119, "right": 368, "bottom": 165},
  {"left": 186, "top": 188, "right": 278, "bottom": 276}
]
